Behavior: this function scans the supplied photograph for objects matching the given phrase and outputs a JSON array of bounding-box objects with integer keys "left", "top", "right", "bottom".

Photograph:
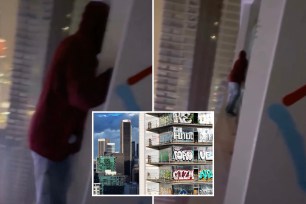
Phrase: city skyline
[{"left": 93, "top": 113, "right": 139, "bottom": 159}]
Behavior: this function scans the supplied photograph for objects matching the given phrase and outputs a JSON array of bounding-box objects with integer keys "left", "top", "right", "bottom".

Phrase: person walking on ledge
[
  {"left": 226, "top": 50, "right": 248, "bottom": 116},
  {"left": 28, "top": 1, "right": 112, "bottom": 204}
]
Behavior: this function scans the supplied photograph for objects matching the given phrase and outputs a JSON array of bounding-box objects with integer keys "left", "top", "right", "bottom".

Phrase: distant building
[
  {"left": 136, "top": 143, "right": 139, "bottom": 158},
  {"left": 124, "top": 182, "right": 139, "bottom": 194},
  {"left": 98, "top": 139, "right": 106, "bottom": 157},
  {"left": 98, "top": 138, "right": 110, "bottom": 157},
  {"left": 132, "top": 141, "right": 135, "bottom": 158},
  {"left": 120, "top": 119, "right": 132, "bottom": 180},
  {"left": 106, "top": 142, "right": 115, "bottom": 153},
  {"left": 96, "top": 156, "right": 116, "bottom": 173},
  {"left": 132, "top": 164, "right": 139, "bottom": 183},
  {"left": 93, "top": 160, "right": 99, "bottom": 183},
  {"left": 112, "top": 152, "right": 125, "bottom": 175},
  {"left": 93, "top": 183, "right": 101, "bottom": 195},
  {"left": 99, "top": 175, "right": 126, "bottom": 194},
  {"left": 103, "top": 185, "right": 125, "bottom": 194}
]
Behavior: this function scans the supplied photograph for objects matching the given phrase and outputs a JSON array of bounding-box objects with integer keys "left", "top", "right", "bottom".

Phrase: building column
[
  {"left": 207, "top": 0, "right": 241, "bottom": 115},
  {"left": 235, "top": 2, "right": 252, "bottom": 56},
  {"left": 225, "top": 0, "right": 306, "bottom": 203},
  {"left": 139, "top": 113, "right": 145, "bottom": 194}
]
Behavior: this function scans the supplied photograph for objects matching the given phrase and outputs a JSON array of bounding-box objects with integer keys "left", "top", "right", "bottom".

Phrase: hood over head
[
  {"left": 77, "top": 1, "right": 110, "bottom": 53},
  {"left": 239, "top": 50, "right": 247, "bottom": 60}
]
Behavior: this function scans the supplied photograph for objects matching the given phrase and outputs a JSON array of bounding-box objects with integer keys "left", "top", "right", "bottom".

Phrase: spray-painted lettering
[
  {"left": 198, "top": 130, "right": 213, "bottom": 142},
  {"left": 199, "top": 150, "right": 213, "bottom": 160},
  {"left": 173, "top": 150, "right": 193, "bottom": 161},
  {"left": 199, "top": 188, "right": 213, "bottom": 195},
  {"left": 199, "top": 150, "right": 206, "bottom": 160},
  {"left": 172, "top": 170, "right": 194, "bottom": 180},
  {"left": 173, "top": 132, "right": 194, "bottom": 140},
  {"left": 173, "top": 113, "right": 193, "bottom": 123},
  {"left": 199, "top": 169, "right": 213, "bottom": 180}
]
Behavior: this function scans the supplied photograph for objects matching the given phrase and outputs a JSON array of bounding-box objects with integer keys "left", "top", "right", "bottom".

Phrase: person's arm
[
  {"left": 66, "top": 47, "right": 113, "bottom": 111},
  {"left": 240, "top": 61, "right": 248, "bottom": 88}
]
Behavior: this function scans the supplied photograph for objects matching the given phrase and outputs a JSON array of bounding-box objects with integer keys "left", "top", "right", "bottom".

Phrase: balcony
[
  {"left": 146, "top": 160, "right": 213, "bottom": 166},
  {"left": 146, "top": 178, "right": 213, "bottom": 185},
  {"left": 146, "top": 140, "right": 212, "bottom": 150},
  {"left": 147, "top": 123, "right": 213, "bottom": 133}
]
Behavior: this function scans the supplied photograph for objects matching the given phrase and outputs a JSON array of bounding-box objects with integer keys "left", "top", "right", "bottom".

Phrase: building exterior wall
[
  {"left": 225, "top": 0, "right": 306, "bottom": 203},
  {"left": 97, "top": 156, "right": 116, "bottom": 173},
  {"left": 107, "top": 143, "right": 115, "bottom": 153},
  {"left": 154, "top": 0, "right": 201, "bottom": 111},
  {"left": 144, "top": 113, "right": 214, "bottom": 195},
  {"left": 98, "top": 139, "right": 106, "bottom": 157},
  {"left": 121, "top": 120, "right": 132, "bottom": 179},
  {"left": 0, "top": 1, "right": 54, "bottom": 203},
  {"left": 208, "top": 0, "right": 241, "bottom": 116}
]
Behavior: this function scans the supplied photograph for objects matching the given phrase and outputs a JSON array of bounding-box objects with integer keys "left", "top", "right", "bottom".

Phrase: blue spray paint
[
  {"left": 267, "top": 103, "right": 306, "bottom": 192},
  {"left": 116, "top": 84, "right": 141, "bottom": 111},
  {"left": 199, "top": 169, "right": 213, "bottom": 180}
]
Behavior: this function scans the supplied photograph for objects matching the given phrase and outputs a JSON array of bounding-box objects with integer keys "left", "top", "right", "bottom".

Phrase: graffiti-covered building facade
[{"left": 144, "top": 112, "right": 214, "bottom": 195}]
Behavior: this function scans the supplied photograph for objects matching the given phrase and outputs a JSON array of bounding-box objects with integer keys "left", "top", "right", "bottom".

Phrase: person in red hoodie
[
  {"left": 226, "top": 50, "right": 248, "bottom": 116},
  {"left": 28, "top": 2, "right": 112, "bottom": 203}
]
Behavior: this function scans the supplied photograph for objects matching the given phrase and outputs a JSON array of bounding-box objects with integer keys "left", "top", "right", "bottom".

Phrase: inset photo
[
  {"left": 143, "top": 113, "right": 214, "bottom": 196},
  {"left": 92, "top": 112, "right": 214, "bottom": 196},
  {"left": 92, "top": 113, "right": 140, "bottom": 195}
]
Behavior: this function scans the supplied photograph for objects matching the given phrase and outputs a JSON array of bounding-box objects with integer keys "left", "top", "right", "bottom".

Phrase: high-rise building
[
  {"left": 96, "top": 156, "right": 116, "bottom": 174},
  {"left": 145, "top": 113, "right": 214, "bottom": 195},
  {"left": 93, "top": 160, "right": 99, "bottom": 183},
  {"left": 120, "top": 119, "right": 132, "bottom": 180},
  {"left": 136, "top": 143, "right": 139, "bottom": 158},
  {"left": 98, "top": 138, "right": 106, "bottom": 157},
  {"left": 106, "top": 143, "right": 115, "bottom": 153},
  {"left": 111, "top": 153, "right": 125, "bottom": 175},
  {"left": 132, "top": 141, "right": 135, "bottom": 158},
  {"left": 105, "top": 138, "right": 110, "bottom": 149},
  {"left": 154, "top": 0, "right": 201, "bottom": 111},
  {"left": 98, "top": 175, "right": 126, "bottom": 194}
]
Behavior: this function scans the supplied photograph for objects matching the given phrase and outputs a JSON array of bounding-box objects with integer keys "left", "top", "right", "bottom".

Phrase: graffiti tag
[
  {"left": 173, "top": 132, "right": 194, "bottom": 141},
  {"left": 198, "top": 129, "right": 213, "bottom": 142},
  {"left": 199, "top": 188, "right": 213, "bottom": 195},
  {"left": 199, "top": 169, "right": 213, "bottom": 180},
  {"left": 199, "top": 150, "right": 213, "bottom": 161},
  {"left": 173, "top": 150, "right": 193, "bottom": 161},
  {"left": 173, "top": 170, "right": 194, "bottom": 180},
  {"left": 173, "top": 113, "right": 193, "bottom": 123}
]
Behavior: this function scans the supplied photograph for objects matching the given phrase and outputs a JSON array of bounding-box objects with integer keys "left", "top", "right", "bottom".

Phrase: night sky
[{"left": 93, "top": 113, "right": 139, "bottom": 158}]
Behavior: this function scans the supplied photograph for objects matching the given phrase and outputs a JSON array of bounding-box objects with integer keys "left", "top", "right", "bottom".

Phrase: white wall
[
  {"left": 68, "top": 0, "right": 152, "bottom": 202},
  {"left": 235, "top": 2, "right": 251, "bottom": 57},
  {"left": 97, "top": 0, "right": 134, "bottom": 73},
  {"left": 225, "top": 0, "right": 306, "bottom": 203},
  {"left": 67, "top": 0, "right": 133, "bottom": 203},
  {"left": 139, "top": 113, "right": 145, "bottom": 194},
  {"left": 104, "top": 0, "right": 152, "bottom": 111}
]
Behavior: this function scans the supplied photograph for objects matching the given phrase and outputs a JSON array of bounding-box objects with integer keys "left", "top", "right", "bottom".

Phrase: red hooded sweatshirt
[
  {"left": 29, "top": 2, "right": 112, "bottom": 161},
  {"left": 228, "top": 50, "right": 248, "bottom": 85}
]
